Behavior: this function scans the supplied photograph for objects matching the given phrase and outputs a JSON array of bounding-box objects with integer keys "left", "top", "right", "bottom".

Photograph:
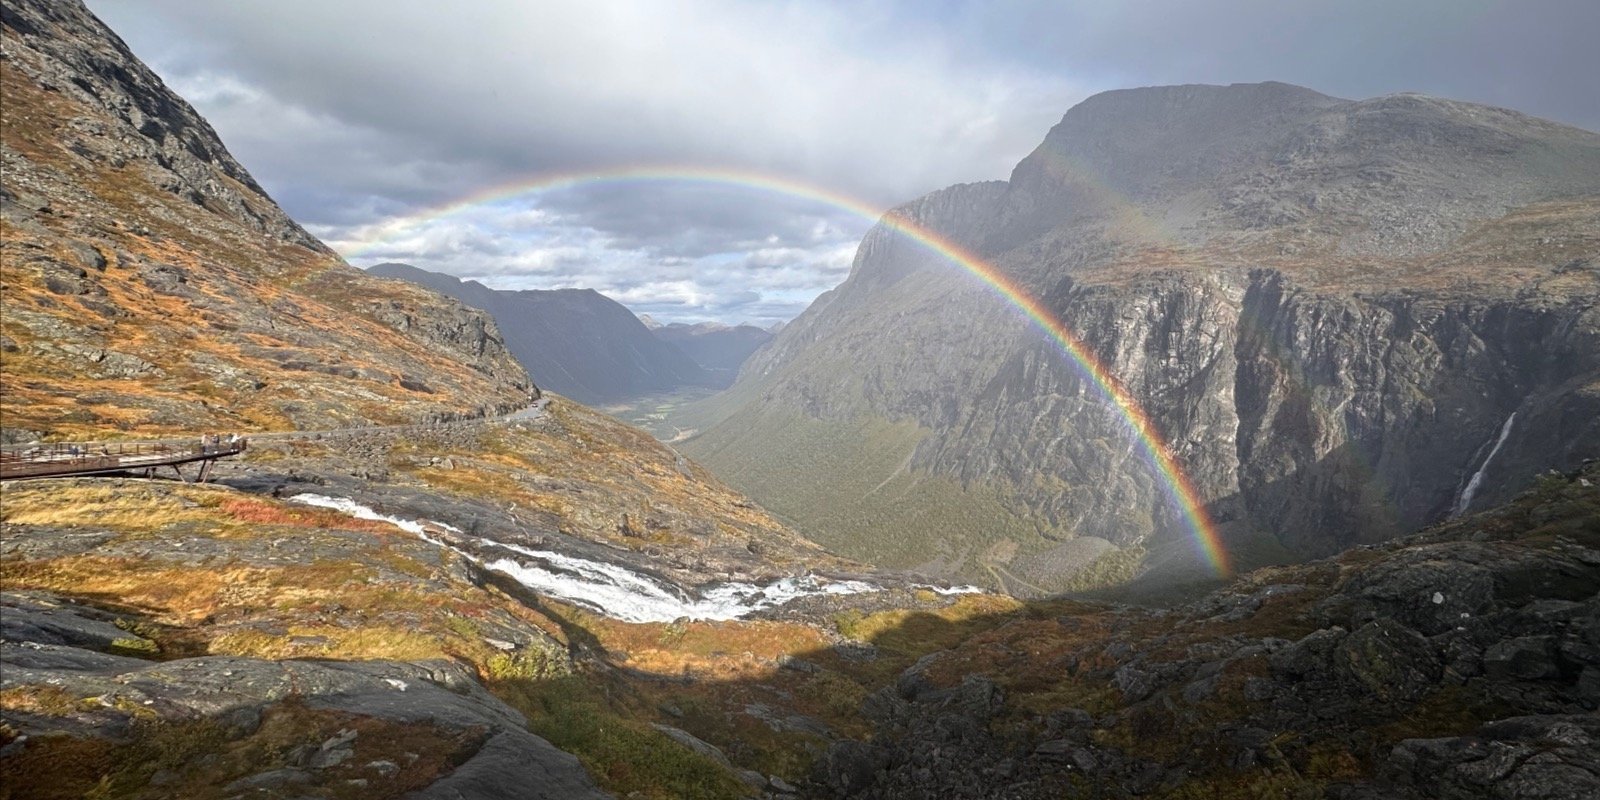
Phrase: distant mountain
[
  {"left": 651, "top": 321, "right": 774, "bottom": 387},
  {"left": 368, "top": 263, "right": 714, "bottom": 404},
  {"left": 682, "top": 81, "right": 1600, "bottom": 594}
]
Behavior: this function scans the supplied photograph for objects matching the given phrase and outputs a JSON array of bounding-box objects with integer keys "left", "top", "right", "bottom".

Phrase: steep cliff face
[
  {"left": 685, "top": 82, "right": 1600, "bottom": 592},
  {"left": 0, "top": 0, "right": 532, "bottom": 438}
]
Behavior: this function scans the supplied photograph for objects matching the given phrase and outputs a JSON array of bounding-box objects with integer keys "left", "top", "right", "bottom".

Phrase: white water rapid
[{"left": 290, "top": 493, "right": 975, "bottom": 623}]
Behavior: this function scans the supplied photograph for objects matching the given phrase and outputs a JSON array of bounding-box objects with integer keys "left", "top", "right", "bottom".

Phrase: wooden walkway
[
  {"left": 0, "top": 439, "right": 247, "bottom": 482},
  {"left": 0, "top": 399, "right": 548, "bottom": 484}
]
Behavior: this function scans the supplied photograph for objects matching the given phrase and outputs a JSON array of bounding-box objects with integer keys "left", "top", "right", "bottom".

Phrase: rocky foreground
[
  {"left": 807, "top": 463, "right": 1600, "bottom": 799},
  {"left": 0, "top": 399, "right": 959, "bottom": 799},
  {"left": 3, "top": 442, "right": 1595, "bottom": 798}
]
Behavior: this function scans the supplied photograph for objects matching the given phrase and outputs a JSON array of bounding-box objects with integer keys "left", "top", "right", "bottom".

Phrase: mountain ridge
[{"left": 651, "top": 320, "right": 775, "bottom": 387}]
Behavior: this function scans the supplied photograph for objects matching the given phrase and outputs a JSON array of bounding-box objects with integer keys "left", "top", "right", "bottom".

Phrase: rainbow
[{"left": 340, "top": 166, "right": 1233, "bottom": 577}]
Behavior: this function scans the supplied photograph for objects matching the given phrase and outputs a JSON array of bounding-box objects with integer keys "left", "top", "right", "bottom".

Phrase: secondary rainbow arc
[{"left": 341, "top": 166, "right": 1234, "bottom": 577}]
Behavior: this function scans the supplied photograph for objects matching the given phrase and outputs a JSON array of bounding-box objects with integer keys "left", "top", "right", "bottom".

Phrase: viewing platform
[{"left": 0, "top": 438, "right": 247, "bottom": 482}]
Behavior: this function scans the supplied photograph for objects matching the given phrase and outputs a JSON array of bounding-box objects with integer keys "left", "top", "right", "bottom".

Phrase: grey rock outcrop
[
  {"left": 1, "top": 614, "right": 610, "bottom": 799},
  {"left": 807, "top": 465, "right": 1600, "bottom": 799}
]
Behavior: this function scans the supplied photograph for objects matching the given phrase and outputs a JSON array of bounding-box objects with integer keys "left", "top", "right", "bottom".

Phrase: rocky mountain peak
[
  {"left": 1, "top": 0, "right": 533, "bottom": 437},
  {"left": 1009, "top": 82, "right": 1343, "bottom": 197},
  {"left": 998, "top": 81, "right": 1600, "bottom": 256},
  {"left": 686, "top": 81, "right": 1600, "bottom": 595},
  {"left": 1, "top": 0, "right": 323, "bottom": 251}
]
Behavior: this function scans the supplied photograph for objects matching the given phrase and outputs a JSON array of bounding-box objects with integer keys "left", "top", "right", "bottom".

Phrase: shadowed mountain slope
[
  {"left": 368, "top": 263, "right": 715, "bottom": 405},
  {"left": 683, "top": 81, "right": 1600, "bottom": 595}
]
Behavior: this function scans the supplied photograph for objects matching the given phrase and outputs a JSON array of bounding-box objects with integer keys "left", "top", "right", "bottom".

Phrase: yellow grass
[{"left": 0, "top": 484, "right": 215, "bottom": 532}]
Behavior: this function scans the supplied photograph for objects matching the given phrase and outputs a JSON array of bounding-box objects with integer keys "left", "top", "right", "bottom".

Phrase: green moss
[
  {"left": 493, "top": 677, "right": 745, "bottom": 800},
  {"left": 833, "top": 609, "right": 869, "bottom": 641},
  {"left": 1378, "top": 685, "right": 1517, "bottom": 741},
  {"left": 107, "top": 637, "right": 160, "bottom": 658},
  {"left": 484, "top": 649, "right": 562, "bottom": 682},
  {"left": 802, "top": 670, "right": 869, "bottom": 718},
  {"left": 1159, "top": 770, "right": 1325, "bottom": 800}
]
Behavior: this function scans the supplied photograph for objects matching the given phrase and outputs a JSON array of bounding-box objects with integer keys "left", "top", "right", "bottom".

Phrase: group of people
[
  {"left": 199, "top": 433, "right": 246, "bottom": 454},
  {"left": 22, "top": 435, "right": 248, "bottom": 461}
]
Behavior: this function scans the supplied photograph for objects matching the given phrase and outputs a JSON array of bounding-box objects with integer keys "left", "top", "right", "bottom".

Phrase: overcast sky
[{"left": 88, "top": 0, "right": 1598, "bottom": 325}]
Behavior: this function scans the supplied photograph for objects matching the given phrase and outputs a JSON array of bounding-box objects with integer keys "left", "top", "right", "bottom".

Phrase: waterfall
[{"left": 1453, "top": 412, "right": 1516, "bottom": 516}]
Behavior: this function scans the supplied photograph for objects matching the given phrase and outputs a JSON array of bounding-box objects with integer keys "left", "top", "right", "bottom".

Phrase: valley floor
[{"left": 596, "top": 386, "right": 727, "bottom": 443}]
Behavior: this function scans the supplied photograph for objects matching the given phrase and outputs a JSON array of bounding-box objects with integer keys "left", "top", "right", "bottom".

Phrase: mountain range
[
  {"left": 681, "top": 81, "right": 1600, "bottom": 595},
  {"left": 367, "top": 262, "right": 719, "bottom": 405},
  {"left": 2, "top": 2, "right": 1597, "bottom": 798}
]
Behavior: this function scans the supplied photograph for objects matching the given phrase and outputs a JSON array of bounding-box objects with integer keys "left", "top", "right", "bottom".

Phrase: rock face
[
  {"left": 0, "top": 469, "right": 624, "bottom": 797},
  {"left": 2, "top": 612, "right": 609, "bottom": 799},
  {"left": 651, "top": 321, "right": 775, "bottom": 387},
  {"left": 0, "top": 0, "right": 533, "bottom": 439},
  {"left": 808, "top": 465, "right": 1600, "bottom": 799},
  {"left": 684, "top": 81, "right": 1600, "bottom": 592},
  {"left": 369, "top": 262, "right": 713, "bottom": 404}
]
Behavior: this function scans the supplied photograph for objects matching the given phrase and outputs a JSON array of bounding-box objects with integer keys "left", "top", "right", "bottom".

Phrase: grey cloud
[
  {"left": 935, "top": 0, "right": 1600, "bottom": 132},
  {"left": 90, "top": 0, "right": 1077, "bottom": 209},
  {"left": 540, "top": 183, "right": 869, "bottom": 258}
]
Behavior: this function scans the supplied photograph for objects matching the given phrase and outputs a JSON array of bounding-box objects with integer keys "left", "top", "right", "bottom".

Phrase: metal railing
[{"left": 0, "top": 439, "right": 247, "bottom": 480}]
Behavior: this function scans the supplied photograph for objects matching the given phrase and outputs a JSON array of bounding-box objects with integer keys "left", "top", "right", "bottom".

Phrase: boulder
[
  {"left": 1334, "top": 619, "right": 1442, "bottom": 703},
  {"left": 1483, "top": 636, "right": 1560, "bottom": 680},
  {"left": 811, "top": 740, "right": 884, "bottom": 796}
]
